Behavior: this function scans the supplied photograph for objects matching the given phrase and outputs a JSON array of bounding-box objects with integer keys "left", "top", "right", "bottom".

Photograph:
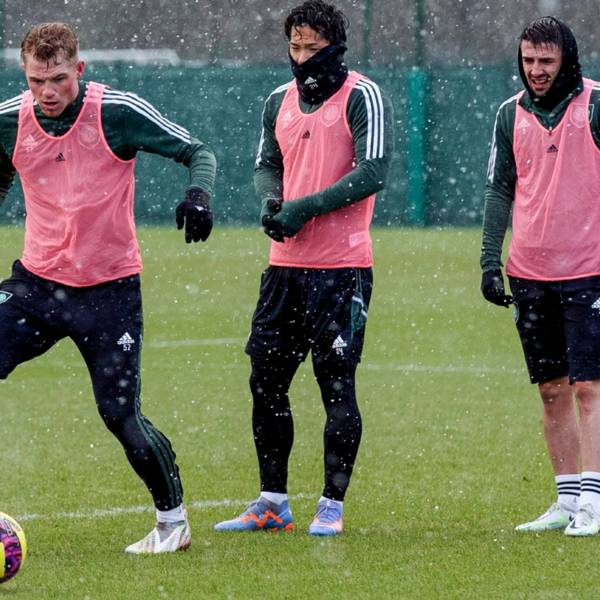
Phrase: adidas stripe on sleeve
[
  {"left": 255, "top": 82, "right": 292, "bottom": 168},
  {"left": 0, "top": 95, "right": 22, "bottom": 117},
  {"left": 487, "top": 94, "right": 519, "bottom": 184},
  {"left": 102, "top": 89, "right": 191, "bottom": 145},
  {"left": 355, "top": 79, "right": 385, "bottom": 160}
]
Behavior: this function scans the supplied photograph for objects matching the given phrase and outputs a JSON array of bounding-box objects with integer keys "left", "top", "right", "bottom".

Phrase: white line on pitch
[
  {"left": 16, "top": 493, "right": 316, "bottom": 523},
  {"left": 148, "top": 337, "right": 246, "bottom": 349},
  {"left": 147, "top": 339, "right": 524, "bottom": 375},
  {"left": 35, "top": 335, "right": 526, "bottom": 377},
  {"left": 363, "top": 363, "right": 524, "bottom": 375}
]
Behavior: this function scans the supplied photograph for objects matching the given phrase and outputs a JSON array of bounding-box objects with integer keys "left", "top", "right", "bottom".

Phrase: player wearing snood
[
  {"left": 481, "top": 17, "right": 600, "bottom": 536},
  {"left": 214, "top": 0, "right": 393, "bottom": 537}
]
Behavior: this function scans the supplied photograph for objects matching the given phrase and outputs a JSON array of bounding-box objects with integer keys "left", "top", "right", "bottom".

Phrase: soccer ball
[{"left": 0, "top": 512, "right": 26, "bottom": 583}]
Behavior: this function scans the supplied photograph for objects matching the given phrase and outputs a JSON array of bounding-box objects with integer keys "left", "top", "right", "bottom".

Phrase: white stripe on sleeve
[
  {"left": 356, "top": 80, "right": 385, "bottom": 160},
  {"left": 255, "top": 82, "right": 292, "bottom": 168},
  {"left": 102, "top": 89, "right": 191, "bottom": 144}
]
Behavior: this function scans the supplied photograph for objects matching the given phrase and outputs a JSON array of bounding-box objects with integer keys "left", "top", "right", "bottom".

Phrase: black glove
[
  {"left": 481, "top": 269, "right": 513, "bottom": 307},
  {"left": 175, "top": 188, "right": 213, "bottom": 243},
  {"left": 261, "top": 198, "right": 284, "bottom": 242}
]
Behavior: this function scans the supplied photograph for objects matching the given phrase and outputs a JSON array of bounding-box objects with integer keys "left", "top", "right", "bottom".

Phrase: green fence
[{"left": 0, "top": 62, "right": 525, "bottom": 226}]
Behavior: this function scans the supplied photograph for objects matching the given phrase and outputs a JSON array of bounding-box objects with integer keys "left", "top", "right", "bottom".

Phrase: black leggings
[
  {"left": 0, "top": 262, "right": 183, "bottom": 510},
  {"left": 250, "top": 356, "right": 362, "bottom": 502}
]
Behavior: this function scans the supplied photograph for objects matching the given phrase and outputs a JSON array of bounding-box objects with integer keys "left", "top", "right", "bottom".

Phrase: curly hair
[
  {"left": 21, "top": 22, "right": 79, "bottom": 64},
  {"left": 284, "top": 1, "right": 348, "bottom": 45}
]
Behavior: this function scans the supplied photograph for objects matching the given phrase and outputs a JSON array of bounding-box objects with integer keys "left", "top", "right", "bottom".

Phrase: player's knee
[
  {"left": 538, "top": 378, "right": 570, "bottom": 405},
  {"left": 573, "top": 381, "right": 600, "bottom": 412},
  {"left": 313, "top": 357, "right": 357, "bottom": 380},
  {"left": 249, "top": 357, "right": 294, "bottom": 401},
  {"left": 249, "top": 368, "right": 270, "bottom": 399},
  {"left": 97, "top": 400, "right": 134, "bottom": 432}
]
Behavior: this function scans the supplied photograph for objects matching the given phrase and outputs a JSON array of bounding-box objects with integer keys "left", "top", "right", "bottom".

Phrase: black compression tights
[{"left": 249, "top": 357, "right": 362, "bottom": 501}]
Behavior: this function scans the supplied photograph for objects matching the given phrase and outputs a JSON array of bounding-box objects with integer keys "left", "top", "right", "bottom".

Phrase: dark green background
[{"left": 0, "top": 63, "right": 524, "bottom": 226}]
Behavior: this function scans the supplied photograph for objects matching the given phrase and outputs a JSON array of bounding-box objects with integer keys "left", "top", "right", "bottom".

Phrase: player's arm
[
  {"left": 101, "top": 89, "right": 216, "bottom": 242},
  {"left": 0, "top": 148, "right": 16, "bottom": 205},
  {"left": 269, "top": 81, "right": 394, "bottom": 238},
  {"left": 480, "top": 99, "right": 517, "bottom": 307},
  {"left": 0, "top": 98, "right": 20, "bottom": 206},
  {"left": 253, "top": 88, "right": 286, "bottom": 236},
  {"left": 589, "top": 88, "right": 600, "bottom": 148}
]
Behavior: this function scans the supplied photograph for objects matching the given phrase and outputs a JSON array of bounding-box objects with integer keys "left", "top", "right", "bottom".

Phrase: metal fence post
[{"left": 406, "top": 0, "right": 427, "bottom": 226}]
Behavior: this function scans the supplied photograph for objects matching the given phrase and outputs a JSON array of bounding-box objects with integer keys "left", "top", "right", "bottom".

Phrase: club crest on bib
[
  {"left": 280, "top": 109, "right": 294, "bottom": 128},
  {"left": 321, "top": 103, "right": 342, "bottom": 127},
  {"left": 78, "top": 123, "right": 100, "bottom": 149},
  {"left": 570, "top": 104, "right": 588, "bottom": 129}
]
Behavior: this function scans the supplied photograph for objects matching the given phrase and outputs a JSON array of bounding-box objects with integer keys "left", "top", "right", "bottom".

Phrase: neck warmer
[
  {"left": 518, "top": 18, "right": 582, "bottom": 111},
  {"left": 289, "top": 43, "right": 348, "bottom": 105}
]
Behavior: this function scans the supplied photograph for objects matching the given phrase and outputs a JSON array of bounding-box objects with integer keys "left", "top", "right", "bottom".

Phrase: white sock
[
  {"left": 261, "top": 492, "right": 288, "bottom": 505},
  {"left": 320, "top": 496, "right": 343, "bottom": 511},
  {"left": 555, "top": 474, "right": 580, "bottom": 511},
  {"left": 580, "top": 471, "right": 600, "bottom": 514},
  {"left": 156, "top": 504, "right": 186, "bottom": 524}
]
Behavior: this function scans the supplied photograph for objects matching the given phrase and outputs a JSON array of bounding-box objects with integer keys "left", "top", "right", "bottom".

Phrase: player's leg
[
  {"left": 309, "top": 359, "right": 360, "bottom": 536},
  {"left": 537, "top": 377, "right": 580, "bottom": 476},
  {"left": 308, "top": 268, "right": 373, "bottom": 536},
  {"left": 0, "top": 261, "right": 63, "bottom": 379},
  {"left": 70, "top": 276, "right": 188, "bottom": 553},
  {"left": 251, "top": 355, "right": 300, "bottom": 498},
  {"left": 509, "top": 276, "right": 579, "bottom": 532},
  {"left": 561, "top": 276, "right": 600, "bottom": 536},
  {"left": 214, "top": 356, "right": 299, "bottom": 532},
  {"left": 215, "top": 267, "right": 306, "bottom": 532}
]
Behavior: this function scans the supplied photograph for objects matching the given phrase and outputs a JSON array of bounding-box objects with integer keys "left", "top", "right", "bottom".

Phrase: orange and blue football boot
[
  {"left": 308, "top": 499, "right": 343, "bottom": 536},
  {"left": 214, "top": 497, "right": 294, "bottom": 532}
]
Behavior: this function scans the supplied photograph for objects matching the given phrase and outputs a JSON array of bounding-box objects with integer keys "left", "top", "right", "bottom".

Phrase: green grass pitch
[{"left": 0, "top": 226, "right": 598, "bottom": 599}]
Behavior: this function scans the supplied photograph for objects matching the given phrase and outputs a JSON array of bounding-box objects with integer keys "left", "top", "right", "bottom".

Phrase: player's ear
[
  {"left": 20, "top": 52, "right": 30, "bottom": 74},
  {"left": 76, "top": 59, "right": 85, "bottom": 79}
]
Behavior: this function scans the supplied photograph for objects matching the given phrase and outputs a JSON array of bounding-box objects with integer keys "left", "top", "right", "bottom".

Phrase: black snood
[{"left": 289, "top": 43, "right": 348, "bottom": 104}]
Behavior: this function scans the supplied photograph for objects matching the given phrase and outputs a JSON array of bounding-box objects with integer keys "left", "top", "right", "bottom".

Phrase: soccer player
[
  {"left": 0, "top": 23, "right": 216, "bottom": 553},
  {"left": 481, "top": 16, "right": 600, "bottom": 536},
  {"left": 214, "top": 0, "right": 393, "bottom": 536}
]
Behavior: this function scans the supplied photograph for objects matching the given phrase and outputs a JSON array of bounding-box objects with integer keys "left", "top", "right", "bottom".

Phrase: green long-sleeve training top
[
  {"left": 254, "top": 76, "right": 395, "bottom": 214},
  {"left": 0, "top": 79, "right": 216, "bottom": 205},
  {"left": 481, "top": 80, "right": 600, "bottom": 272}
]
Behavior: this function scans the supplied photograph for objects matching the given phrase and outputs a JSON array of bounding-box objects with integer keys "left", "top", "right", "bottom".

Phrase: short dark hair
[
  {"left": 284, "top": 0, "right": 348, "bottom": 45},
  {"left": 21, "top": 22, "right": 79, "bottom": 64},
  {"left": 519, "top": 16, "right": 564, "bottom": 48}
]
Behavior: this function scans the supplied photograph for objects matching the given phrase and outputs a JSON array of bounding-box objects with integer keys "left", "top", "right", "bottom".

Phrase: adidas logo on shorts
[
  {"left": 117, "top": 332, "right": 135, "bottom": 351},
  {"left": 332, "top": 335, "right": 347, "bottom": 356}
]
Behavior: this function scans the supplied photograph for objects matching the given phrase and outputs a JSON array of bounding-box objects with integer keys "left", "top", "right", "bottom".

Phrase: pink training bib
[
  {"left": 508, "top": 78, "right": 600, "bottom": 281},
  {"left": 12, "top": 82, "right": 141, "bottom": 287},
  {"left": 270, "top": 71, "right": 376, "bottom": 269}
]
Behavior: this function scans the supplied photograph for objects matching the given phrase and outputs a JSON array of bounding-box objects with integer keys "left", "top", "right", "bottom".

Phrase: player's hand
[
  {"left": 268, "top": 201, "right": 309, "bottom": 238},
  {"left": 176, "top": 188, "right": 213, "bottom": 243},
  {"left": 261, "top": 198, "right": 284, "bottom": 242},
  {"left": 481, "top": 269, "right": 513, "bottom": 307}
]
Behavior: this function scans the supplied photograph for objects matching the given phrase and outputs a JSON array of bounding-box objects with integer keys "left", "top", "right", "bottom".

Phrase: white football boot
[
  {"left": 564, "top": 504, "right": 600, "bottom": 537},
  {"left": 515, "top": 502, "right": 574, "bottom": 532},
  {"left": 125, "top": 519, "right": 191, "bottom": 554}
]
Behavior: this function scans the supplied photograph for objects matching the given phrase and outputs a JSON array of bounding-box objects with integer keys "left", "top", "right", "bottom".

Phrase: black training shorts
[
  {"left": 0, "top": 260, "right": 142, "bottom": 380},
  {"left": 246, "top": 266, "right": 373, "bottom": 366},
  {"left": 509, "top": 275, "right": 600, "bottom": 384}
]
